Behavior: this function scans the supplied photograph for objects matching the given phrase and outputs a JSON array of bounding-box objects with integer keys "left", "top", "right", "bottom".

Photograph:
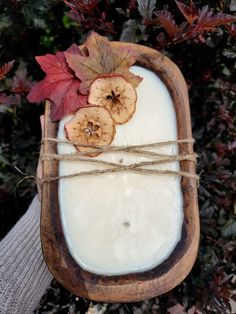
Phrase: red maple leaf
[{"left": 27, "top": 44, "right": 88, "bottom": 122}]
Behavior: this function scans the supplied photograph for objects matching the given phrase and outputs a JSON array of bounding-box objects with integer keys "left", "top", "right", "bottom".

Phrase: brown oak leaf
[{"left": 65, "top": 32, "right": 142, "bottom": 94}]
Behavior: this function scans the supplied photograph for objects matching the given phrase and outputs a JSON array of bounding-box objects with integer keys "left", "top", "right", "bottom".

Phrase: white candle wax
[{"left": 57, "top": 66, "right": 183, "bottom": 275}]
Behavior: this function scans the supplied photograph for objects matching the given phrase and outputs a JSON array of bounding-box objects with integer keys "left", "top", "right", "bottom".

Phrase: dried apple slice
[
  {"left": 65, "top": 106, "right": 115, "bottom": 157},
  {"left": 88, "top": 76, "right": 137, "bottom": 124}
]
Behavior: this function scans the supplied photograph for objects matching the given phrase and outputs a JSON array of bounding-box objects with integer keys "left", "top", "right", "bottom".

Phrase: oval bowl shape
[
  {"left": 41, "top": 43, "right": 199, "bottom": 302},
  {"left": 57, "top": 64, "right": 184, "bottom": 276}
]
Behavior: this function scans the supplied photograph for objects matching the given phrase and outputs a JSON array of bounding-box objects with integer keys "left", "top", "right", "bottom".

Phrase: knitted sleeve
[{"left": 0, "top": 196, "right": 53, "bottom": 314}]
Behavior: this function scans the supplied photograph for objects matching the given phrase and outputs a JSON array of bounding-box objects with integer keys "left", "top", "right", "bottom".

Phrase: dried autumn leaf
[
  {"left": 65, "top": 32, "right": 142, "bottom": 94},
  {"left": 67, "top": 42, "right": 88, "bottom": 56},
  {"left": 27, "top": 45, "right": 88, "bottom": 122},
  {"left": 155, "top": 10, "right": 181, "bottom": 38},
  {"left": 0, "top": 60, "right": 14, "bottom": 80}
]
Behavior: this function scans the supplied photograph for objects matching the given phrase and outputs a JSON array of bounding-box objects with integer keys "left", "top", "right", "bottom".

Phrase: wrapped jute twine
[{"left": 39, "top": 137, "right": 200, "bottom": 183}]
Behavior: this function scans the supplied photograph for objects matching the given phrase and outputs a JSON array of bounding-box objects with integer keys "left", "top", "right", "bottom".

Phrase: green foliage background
[{"left": 0, "top": 0, "right": 235, "bottom": 313}]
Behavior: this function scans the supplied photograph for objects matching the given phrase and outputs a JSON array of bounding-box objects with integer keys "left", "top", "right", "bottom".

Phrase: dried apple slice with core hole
[
  {"left": 65, "top": 106, "right": 115, "bottom": 157},
  {"left": 88, "top": 76, "right": 137, "bottom": 124}
]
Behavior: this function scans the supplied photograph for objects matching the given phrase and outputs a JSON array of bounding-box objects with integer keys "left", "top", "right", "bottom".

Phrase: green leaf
[
  {"left": 0, "top": 14, "right": 12, "bottom": 31},
  {"left": 63, "top": 15, "right": 78, "bottom": 29}
]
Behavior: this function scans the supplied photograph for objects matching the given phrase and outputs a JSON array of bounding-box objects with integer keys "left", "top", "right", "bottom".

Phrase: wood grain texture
[{"left": 41, "top": 43, "right": 199, "bottom": 302}]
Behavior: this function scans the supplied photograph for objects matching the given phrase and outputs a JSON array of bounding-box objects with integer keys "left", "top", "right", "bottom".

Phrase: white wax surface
[{"left": 58, "top": 66, "right": 183, "bottom": 275}]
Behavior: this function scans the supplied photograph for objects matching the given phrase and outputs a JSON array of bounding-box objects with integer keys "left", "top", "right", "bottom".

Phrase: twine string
[
  {"left": 42, "top": 137, "right": 195, "bottom": 150},
  {"left": 40, "top": 137, "right": 199, "bottom": 183},
  {"left": 42, "top": 153, "right": 197, "bottom": 164}
]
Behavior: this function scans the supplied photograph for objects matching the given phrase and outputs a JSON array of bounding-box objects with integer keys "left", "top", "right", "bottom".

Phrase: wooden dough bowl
[{"left": 41, "top": 43, "right": 199, "bottom": 302}]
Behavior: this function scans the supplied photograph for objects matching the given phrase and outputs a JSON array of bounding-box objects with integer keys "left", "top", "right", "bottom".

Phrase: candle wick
[{"left": 123, "top": 221, "right": 130, "bottom": 227}]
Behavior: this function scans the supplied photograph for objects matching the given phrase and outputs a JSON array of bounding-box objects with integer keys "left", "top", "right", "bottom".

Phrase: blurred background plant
[{"left": 0, "top": 0, "right": 235, "bottom": 313}]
